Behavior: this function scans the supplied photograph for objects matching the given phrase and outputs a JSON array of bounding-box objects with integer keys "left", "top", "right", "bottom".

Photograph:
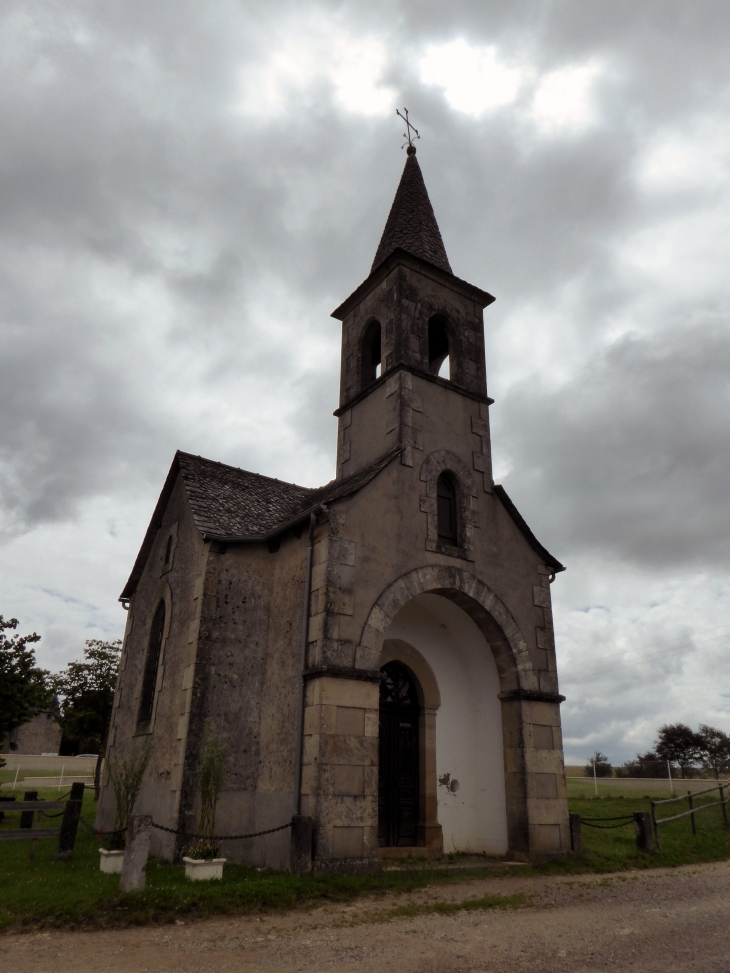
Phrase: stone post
[
  {"left": 120, "top": 814, "right": 152, "bottom": 892},
  {"left": 290, "top": 813, "right": 314, "bottom": 875}
]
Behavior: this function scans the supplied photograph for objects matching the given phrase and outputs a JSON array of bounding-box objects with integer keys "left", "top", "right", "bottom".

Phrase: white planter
[
  {"left": 183, "top": 857, "right": 226, "bottom": 881},
  {"left": 99, "top": 848, "right": 124, "bottom": 874}
]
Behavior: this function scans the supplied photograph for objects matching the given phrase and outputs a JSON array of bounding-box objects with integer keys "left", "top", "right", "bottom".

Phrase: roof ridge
[{"left": 176, "top": 450, "right": 317, "bottom": 493}]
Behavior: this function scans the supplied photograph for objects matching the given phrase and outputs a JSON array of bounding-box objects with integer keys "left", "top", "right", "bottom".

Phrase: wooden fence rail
[
  {"left": 0, "top": 783, "right": 85, "bottom": 860},
  {"left": 650, "top": 780, "right": 729, "bottom": 848}
]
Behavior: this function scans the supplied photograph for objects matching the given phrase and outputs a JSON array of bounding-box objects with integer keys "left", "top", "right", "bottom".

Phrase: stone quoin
[{"left": 96, "top": 146, "right": 570, "bottom": 868}]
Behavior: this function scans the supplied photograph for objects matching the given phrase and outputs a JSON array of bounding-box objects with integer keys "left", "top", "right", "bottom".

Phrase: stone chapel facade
[{"left": 97, "top": 146, "right": 570, "bottom": 869}]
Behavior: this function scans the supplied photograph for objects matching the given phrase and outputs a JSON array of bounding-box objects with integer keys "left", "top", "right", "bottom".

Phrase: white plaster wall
[{"left": 386, "top": 592, "right": 508, "bottom": 855}]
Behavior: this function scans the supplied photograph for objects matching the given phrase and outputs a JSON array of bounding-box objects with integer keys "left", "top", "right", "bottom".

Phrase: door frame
[{"left": 380, "top": 639, "right": 443, "bottom": 854}]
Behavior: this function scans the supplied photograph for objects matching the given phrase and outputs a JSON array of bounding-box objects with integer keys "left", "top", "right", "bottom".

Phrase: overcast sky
[{"left": 2, "top": 1, "right": 729, "bottom": 763}]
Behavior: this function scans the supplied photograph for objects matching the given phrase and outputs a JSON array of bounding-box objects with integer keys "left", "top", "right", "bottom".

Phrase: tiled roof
[
  {"left": 177, "top": 452, "right": 316, "bottom": 539},
  {"left": 119, "top": 447, "right": 402, "bottom": 599},
  {"left": 371, "top": 148, "right": 452, "bottom": 275}
]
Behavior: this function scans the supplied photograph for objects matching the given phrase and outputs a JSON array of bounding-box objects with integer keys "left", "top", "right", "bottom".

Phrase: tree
[
  {"left": 654, "top": 723, "right": 701, "bottom": 777},
  {"left": 616, "top": 750, "right": 668, "bottom": 779},
  {"left": 696, "top": 724, "right": 730, "bottom": 780},
  {"left": 584, "top": 751, "right": 612, "bottom": 778},
  {"left": 0, "top": 616, "right": 51, "bottom": 765},
  {"left": 52, "top": 639, "right": 122, "bottom": 798}
]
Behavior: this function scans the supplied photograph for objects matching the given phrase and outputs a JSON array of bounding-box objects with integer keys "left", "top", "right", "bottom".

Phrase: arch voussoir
[{"left": 359, "top": 566, "right": 536, "bottom": 693}]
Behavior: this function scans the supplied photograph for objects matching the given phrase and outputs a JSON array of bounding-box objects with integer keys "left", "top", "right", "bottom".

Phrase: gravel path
[{"left": 2, "top": 860, "right": 729, "bottom": 972}]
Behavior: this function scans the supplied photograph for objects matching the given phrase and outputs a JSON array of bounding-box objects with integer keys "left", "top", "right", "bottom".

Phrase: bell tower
[{"left": 332, "top": 146, "right": 496, "bottom": 486}]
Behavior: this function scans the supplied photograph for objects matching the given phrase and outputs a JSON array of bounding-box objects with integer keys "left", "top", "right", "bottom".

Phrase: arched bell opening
[
  {"left": 361, "top": 320, "right": 382, "bottom": 389},
  {"left": 428, "top": 315, "right": 450, "bottom": 379}
]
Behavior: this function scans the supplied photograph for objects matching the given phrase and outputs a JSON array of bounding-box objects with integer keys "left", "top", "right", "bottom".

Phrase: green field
[{"left": 1, "top": 786, "right": 728, "bottom": 933}]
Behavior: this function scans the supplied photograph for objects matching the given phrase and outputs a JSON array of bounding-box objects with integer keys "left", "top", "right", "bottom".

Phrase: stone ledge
[
  {"left": 498, "top": 689, "right": 566, "bottom": 705},
  {"left": 304, "top": 665, "right": 382, "bottom": 683}
]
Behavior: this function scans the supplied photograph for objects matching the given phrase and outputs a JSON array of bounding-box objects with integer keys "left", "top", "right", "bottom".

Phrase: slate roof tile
[
  {"left": 371, "top": 149, "right": 452, "bottom": 275},
  {"left": 119, "top": 447, "right": 402, "bottom": 599}
]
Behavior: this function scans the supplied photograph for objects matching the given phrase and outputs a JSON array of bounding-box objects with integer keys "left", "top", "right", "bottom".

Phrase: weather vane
[{"left": 397, "top": 107, "right": 420, "bottom": 152}]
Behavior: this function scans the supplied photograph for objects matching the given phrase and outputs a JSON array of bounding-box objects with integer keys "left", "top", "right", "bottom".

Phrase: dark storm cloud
[
  {"left": 496, "top": 322, "right": 730, "bottom": 567},
  {"left": 1, "top": 0, "right": 729, "bottom": 581}
]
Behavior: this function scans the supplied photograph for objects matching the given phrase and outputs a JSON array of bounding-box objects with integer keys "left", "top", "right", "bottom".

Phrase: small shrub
[
  {"left": 106, "top": 740, "right": 152, "bottom": 850},
  {"left": 189, "top": 722, "right": 228, "bottom": 860}
]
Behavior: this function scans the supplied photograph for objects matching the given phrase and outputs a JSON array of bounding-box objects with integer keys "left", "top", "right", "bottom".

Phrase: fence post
[
  {"left": 56, "top": 782, "right": 85, "bottom": 861},
  {"left": 569, "top": 812, "right": 582, "bottom": 853},
  {"left": 667, "top": 761, "right": 674, "bottom": 796},
  {"left": 650, "top": 800, "right": 661, "bottom": 850},
  {"left": 633, "top": 811, "right": 655, "bottom": 851},
  {"left": 688, "top": 790, "right": 696, "bottom": 836},
  {"left": 120, "top": 814, "right": 152, "bottom": 892},
  {"left": 593, "top": 759, "right": 598, "bottom": 797},
  {"left": 12, "top": 765, "right": 19, "bottom": 791},
  {"left": 20, "top": 790, "right": 37, "bottom": 829},
  {"left": 21, "top": 790, "right": 39, "bottom": 860},
  {"left": 719, "top": 785, "right": 728, "bottom": 828},
  {"left": 290, "top": 813, "right": 314, "bottom": 875}
]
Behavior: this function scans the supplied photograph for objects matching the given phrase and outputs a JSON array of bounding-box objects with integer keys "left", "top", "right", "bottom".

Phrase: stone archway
[
  {"left": 358, "top": 567, "right": 558, "bottom": 857},
  {"left": 356, "top": 565, "right": 536, "bottom": 695}
]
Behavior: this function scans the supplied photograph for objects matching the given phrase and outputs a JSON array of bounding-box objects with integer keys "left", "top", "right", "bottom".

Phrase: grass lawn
[{"left": 1, "top": 785, "right": 728, "bottom": 933}]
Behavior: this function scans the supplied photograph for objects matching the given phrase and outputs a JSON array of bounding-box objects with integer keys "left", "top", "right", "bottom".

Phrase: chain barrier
[
  {"left": 150, "top": 820, "right": 292, "bottom": 841},
  {"left": 580, "top": 814, "right": 634, "bottom": 823},
  {"left": 580, "top": 816, "right": 634, "bottom": 830},
  {"left": 78, "top": 818, "right": 128, "bottom": 838},
  {"left": 76, "top": 817, "right": 292, "bottom": 841}
]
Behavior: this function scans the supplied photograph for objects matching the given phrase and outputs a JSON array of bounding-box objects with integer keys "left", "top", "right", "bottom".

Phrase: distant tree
[
  {"left": 654, "top": 723, "right": 701, "bottom": 777},
  {"left": 617, "top": 750, "right": 668, "bottom": 779},
  {"left": 52, "top": 639, "right": 122, "bottom": 798},
  {"left": 696, "top": 724, "right": 730, "bottom": 780},
  {"left": 584, "top": 751, "right": 612, "bottom": 778},
  {"left": 0, "top": 616, "right": 51, "bottom": 765}
]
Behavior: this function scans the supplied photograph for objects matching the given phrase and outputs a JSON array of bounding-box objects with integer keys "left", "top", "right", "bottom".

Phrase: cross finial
[{"left": 396, "top": 107, "right": 420, "bottom": 154}]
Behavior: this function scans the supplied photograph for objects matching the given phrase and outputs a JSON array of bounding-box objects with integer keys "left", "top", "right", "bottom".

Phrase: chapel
[{"left": 97, "top": 145, "right": 570, "bottom": 870}]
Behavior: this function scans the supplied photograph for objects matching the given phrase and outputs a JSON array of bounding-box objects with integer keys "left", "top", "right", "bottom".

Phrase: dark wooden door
[{"left": 378, "top": 662, "right": 420, "bottom": 847}]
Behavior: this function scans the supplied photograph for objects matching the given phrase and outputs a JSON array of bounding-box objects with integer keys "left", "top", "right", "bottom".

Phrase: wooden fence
[
  {"left": 0, "top": 782, "right": 85, "bottom": 860},
  {"left": 650, "top": 780, "right": 729, "bottom": 848}
]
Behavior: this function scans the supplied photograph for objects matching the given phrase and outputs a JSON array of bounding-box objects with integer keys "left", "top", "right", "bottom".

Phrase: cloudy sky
[{"left": 2, "top": 1, "right": 729, "bottom": 763}]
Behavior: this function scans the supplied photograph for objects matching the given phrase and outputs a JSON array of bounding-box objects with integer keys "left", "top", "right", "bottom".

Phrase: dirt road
[{"left": 2, "top": 861, "right": 729, "bottom": 972}]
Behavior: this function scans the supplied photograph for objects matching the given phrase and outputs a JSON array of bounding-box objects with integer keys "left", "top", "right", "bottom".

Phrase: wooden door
[{"left": 378, "top": 662, "right": 420, "bottom": 847}]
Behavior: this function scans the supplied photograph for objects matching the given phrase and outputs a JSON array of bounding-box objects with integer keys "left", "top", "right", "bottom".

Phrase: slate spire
[{"left": 371, "top": 146, "right": 452, "bottom": 275}]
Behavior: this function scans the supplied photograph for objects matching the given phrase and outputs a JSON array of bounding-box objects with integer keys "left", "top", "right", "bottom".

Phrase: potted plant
[
  {"left": 183, "top": 722, "right": 228, "bottom": 881},
  {"left": 100, "top": 741, "right": 151, "bottom": 873}
]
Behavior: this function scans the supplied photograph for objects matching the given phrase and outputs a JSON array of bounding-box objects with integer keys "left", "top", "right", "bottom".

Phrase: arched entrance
[
  {"left": 378, "top": 662, "right": 420, "bottom": 847},
  {"left": 385, "top": 595, "right": 507, "bottom": 855},
  {"left": 358, "top": 565, "right": 570, "bottom": 858}
]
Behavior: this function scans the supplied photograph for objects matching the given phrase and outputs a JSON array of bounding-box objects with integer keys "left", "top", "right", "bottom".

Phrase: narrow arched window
[
  {"left": 138, "top": 600, "right": 165, "bottom": 725},
  {"left": 428, "top": 315, "right": 449, "bottom": 379},
  {"left": 362, "top": 320, "right": 382, "bottom": 387},
  {"left": 164, "top": 535, "right": 173, "bottom": 565},
  {"left": 436, "top": 472, "right": 458, "bottom": 544}
]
